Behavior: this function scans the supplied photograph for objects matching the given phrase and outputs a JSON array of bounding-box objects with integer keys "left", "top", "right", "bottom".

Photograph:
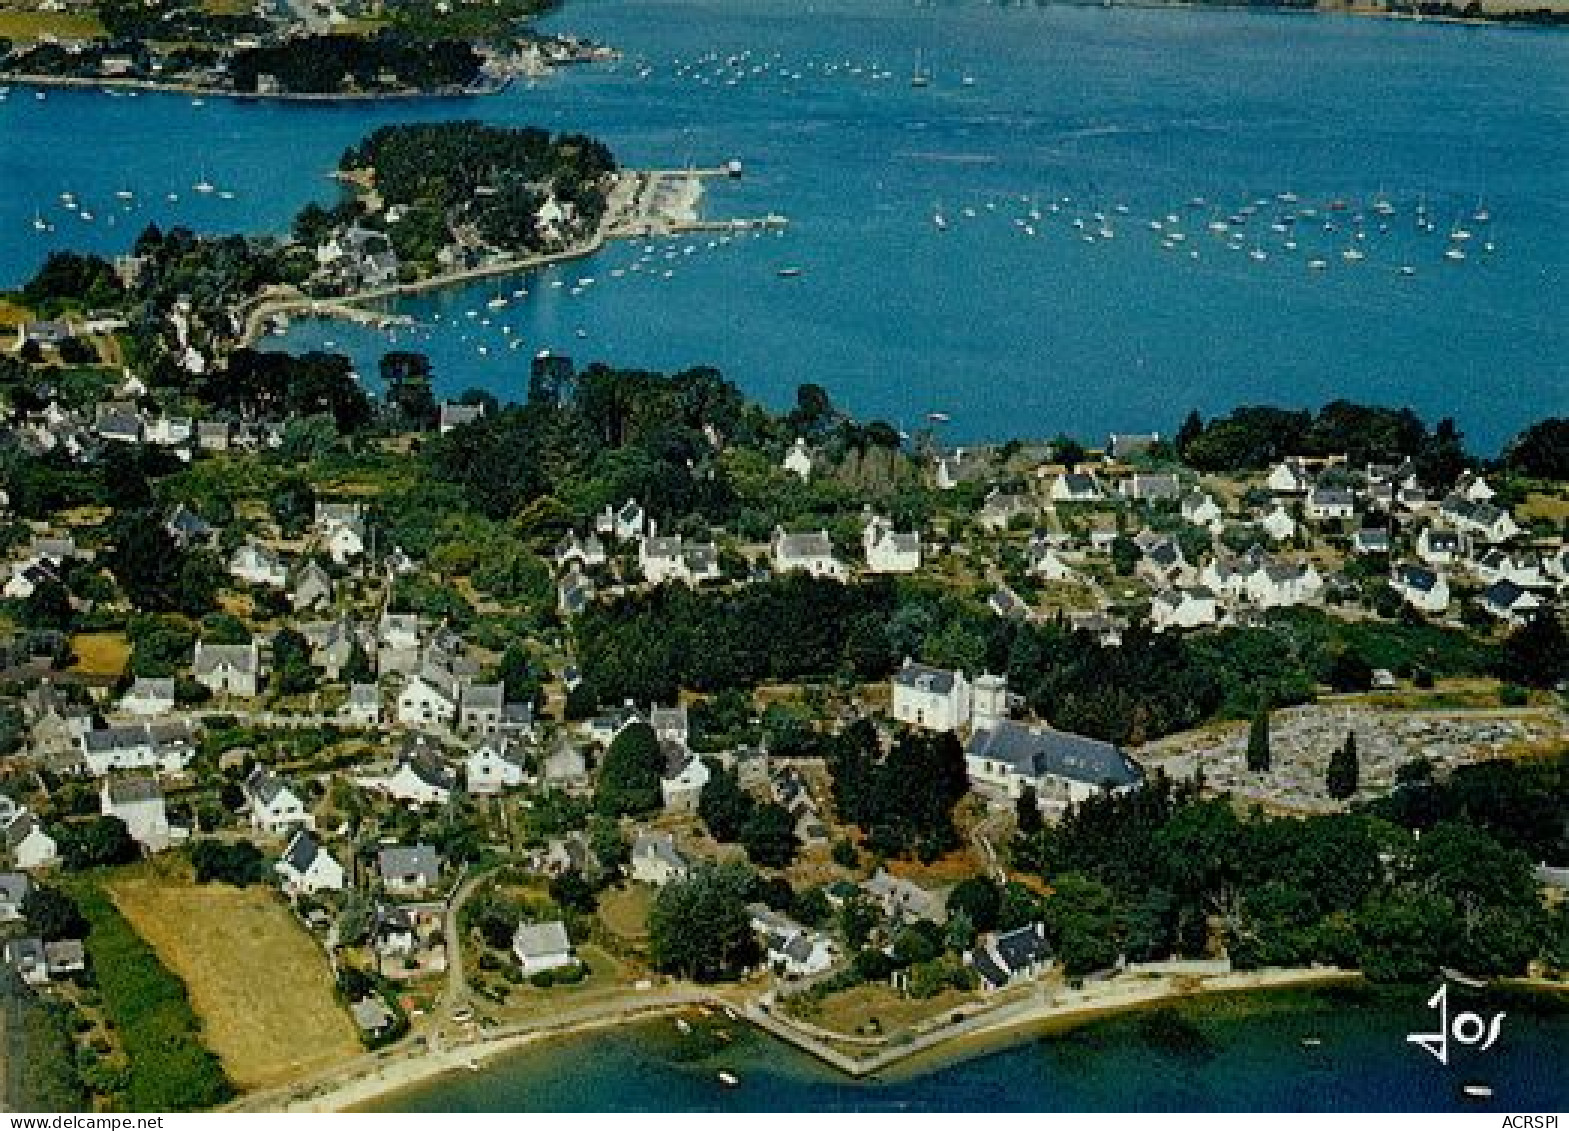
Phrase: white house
[
  {"left": 229, "top": 542, "right": 289, "bottom": 588},
  {"left": 966, "top": 720, "right": 1144, "bottom": 811},
  {"left": 4, "top": 812, "right": 57, "bottom": 871},
  {"left": 80, "top": 723, "right": 197, "bottom": 777},
  {"left": 1390, "top": 563, "right": 1450, "bottom": 614},
  {"left": 513, "top": 920, "right": 577, "bottom": 976},
  {"left": 101, "top": 776, "right": 174, "bottom": 851},
  {"left": 325, "top": 520, "right": 366, "bottom": 566},
  {"left": 1440, "top": 495, "right": 1519, "bottom": 544},
  {"left": 1261, "top": 505, "right": 1297, "bottom": 542},
  {"left": 862, "top": 515, "right": 921, "bottom": 574},
  {"left": 771, "top": 527, "right": 847, "bottom": 579},
  {"left": 1027, "top": 541, "right": 1079, "bottom": 582},
  {"left": 377, "top": 844, "right": 441, "bottom": 896},
  {"left": 891, "top": 660, "right": 973, "bottom": 733},
  {"left": 1150, "top": 587, "right": 1219, "bottom": 632},
  {"left": 245, "top": 766, "right": 312, "bottom": 834},
  {"left": 397, "top": 670, "right": 459, "bottom": 730},
  {"left": 119, "top": 677, "right": 175, "bottom": 717},
  {"left": 276, "top": 830, "right": 345, "bottom": 895},
  {"left": 1417, "top": 526, "right": 1463, "bottom": 566},
  {"left": 370, "top": 748, "right": 457, "bottom": 807},
  {"left": 1119, "top": 474, "right": 1181, "bottom": 503},
  {"left": 1181, "top": 491, "right": 1224, "bottom": 528},
  {"left": 192, "top": 641, "right": 262, "bottom": 698},
  {"left": 1306, "top": 486, "right": 1355, "bottom": 521},
  {"left": 976, "top": 489, "right": 1034, "bottom": 532},
  {"left": 553, "top": 531, "right": 607, "bottom": 571},
  {"left": 1245, "top": 562, "right": 1322, "bottom": 609},
  {"left": 782, "top": 437, "right": 813, "bottom": 481},
  {"left": 1266, "top": 459, "right": 1314, "bottom": 495},
  {"left": 967, "top": 923, "right": 1053, "bottom": 992},
  {"left": 749, "top": 904, "right": 835, "bottom": 977},
  {"left": 343, "top": 683, "right": 381, "bottom": 727},
  {"left": 630, "top": 831, "right": 690, "bottom": 886},
  {"left": 660, "top": 751, "right": 711, "bottom": 814},
  {"left": 596, "top": 498, "right": 646, "bottom": 542},
  {"left": 466, "top": 737, "right": 528, "bottom": 795},
  {"left": 0, "top": 873, "right": 31, "bottom": 922},
  {"left": 1049, "top": 473, "right": 1103, "bottom": 504},
  {"left": 1479, "top": 579, "right": 1542, "bottom": 627}
]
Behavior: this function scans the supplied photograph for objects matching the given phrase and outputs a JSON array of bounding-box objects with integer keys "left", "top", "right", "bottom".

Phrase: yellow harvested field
[
  {"left": 69, "top": 632, "right": 129, "bottom": 678},
  {"left": 108, "top": 876, "right": 361, "bottom": 1092},
  {"left": 0, "top": 10, "right": 105, "bottom": 40}
]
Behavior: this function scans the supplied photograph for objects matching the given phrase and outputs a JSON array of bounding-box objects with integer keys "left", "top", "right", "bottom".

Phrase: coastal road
[{"left": 439, "top": 867, "right": 494, "bottom": 1020}]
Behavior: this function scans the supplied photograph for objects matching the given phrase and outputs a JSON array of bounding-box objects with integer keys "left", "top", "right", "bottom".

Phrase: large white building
[
  {"left": 890, "top": 661, "right": 1008, "bottom": 733},
  {"left": 966, "top": 720, "right": 1144, "bottom": 811}
]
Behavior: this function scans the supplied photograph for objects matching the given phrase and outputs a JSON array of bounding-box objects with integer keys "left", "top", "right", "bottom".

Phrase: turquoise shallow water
[
  {"left": 2, "top": 1, "right": 1565, "bottom": 445},
  {"left": 372, "top": 987, "right": 1569, "bottom": 1112}
]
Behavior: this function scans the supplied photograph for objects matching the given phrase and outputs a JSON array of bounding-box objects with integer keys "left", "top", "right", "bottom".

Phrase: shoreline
[
  {"left": 0, "top": 72, "right": 508, "bottom": 102},
  {"left": 272, "top": 967, "right": 1367, "bottom": 1112}
]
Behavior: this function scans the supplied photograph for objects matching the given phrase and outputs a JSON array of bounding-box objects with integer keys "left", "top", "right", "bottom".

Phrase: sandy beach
[{"left": 234, "top": 966, "right": 1366, "bottom": 1112}]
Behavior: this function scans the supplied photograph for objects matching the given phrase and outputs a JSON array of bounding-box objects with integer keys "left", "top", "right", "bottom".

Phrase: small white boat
[
  {"left": 31, "top": 212, "right": 49, "bottom": 232},
  {"left": 1398, "top": 265, "right": 1415, "bottom": 276},
  {"left": 1461, "top": 1083, "right": 1493, "bottom": 1100},
  {"left": 190, "top": 97, "right": 205, "bottom": 106},
  {"left": 933, "top": 210, "right": 948, "bottom": 231},
  {"left": 1308, "top": 258, "right": 1327, "bottom": 270},
  {"left": 194, "top": 173, "right": 215, "bottom": 194},
  {"left": 1445, "top": 247, "right": 1466, "bottom": 262},
  {"left": 927, "top": 411, "right": 951, "bottom": 423},
  {"left": 1249, "top": 247, "right": 1267, "bottom": 262},
  {"left": 115, "top": 190, "right": 134, "bottom": 200},
  {"left": 718, "top": 1071, "right": 740, "bottom": 1088},
  {"left": 1341, "top": 247, "right": 1365, "bottom": 262},
  {"left": 1300, "top": 1037, "right": 1323, "bottom": 1048},
  {"left": 776, "top": 267, "right": 802, "bottom": 278}
]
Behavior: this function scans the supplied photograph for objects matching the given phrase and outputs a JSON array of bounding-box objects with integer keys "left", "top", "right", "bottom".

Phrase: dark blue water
[
  {"left": 374, "top": 987, "right": 1569, "bottom": 1111},
  {"left": 3, "top": 0, "right": 1565, "bottom": 447}
]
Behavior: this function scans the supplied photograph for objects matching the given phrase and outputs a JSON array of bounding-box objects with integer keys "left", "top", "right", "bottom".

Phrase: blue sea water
[
  {"left": 373, "top": 988, "right": 1569, "bottom": 1112},
  {"left": 1, "top": 1, "right": 1565, "bottom": 447}
]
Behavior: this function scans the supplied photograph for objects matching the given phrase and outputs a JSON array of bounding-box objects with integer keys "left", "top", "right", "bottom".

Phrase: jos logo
[{"left": 1406, "top": 982, "right": 1505, "bottom": 1065}]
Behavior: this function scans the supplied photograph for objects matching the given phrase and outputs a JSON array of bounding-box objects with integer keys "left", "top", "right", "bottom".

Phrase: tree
[
  {"left": 189, "top": 840, "right": 268, "bottom": 886},
  {"left": 549, "top": 870, "right": 597, "bottom": 913},
  {"left": 1246, "top": 707, "right": 1271, "bottom": 773},
  {"left": 22, "top": 886, "right": 87, "bottom": 941},
  {"left": 497, "top": 643, "right": 544, "bottom": 708},
  {"left": 594, "top": 722, "right": 664, "bottom": 817},
  {"left": 1327, "top": 731, "right": 1359, "bottom": 800},
  {"left": 1042, "top": 872, "right": 1122, "bottom": 975},
  {"left": 270, "top": 628, "right": 316, "bottom": 695},
  {"left": 1015, "top": 784, "right": 1044, "bottom": 838},
  {"left": 646, "top": 860, "right": 759, "bottom": 981},
  {"left": 1497, "top": 611, "right": 1569, "bottom": 690},
  {"left": 739, "top": 802, "right": 799, "bottom": 869},
  {"left": 1504, "top": 417, "right": 1569, "bottom": 480},
  {"left": 1110, "top": 535, "right": 1139, "bottom": 577},
  {"left": 54, "top": 817, "right": 139, "bottom": 871},
  {"left": 1175, "top": 410, "right": 1203, "bottom": 459},
  {"left": 946, "top": 876, "right": 1003, "bottom": 932},
  {"left": 698, "top": 762, "right": 753, "bottom": 843},
  {"left": 19, "top": 579, "right": 73, "bottom": 631}
]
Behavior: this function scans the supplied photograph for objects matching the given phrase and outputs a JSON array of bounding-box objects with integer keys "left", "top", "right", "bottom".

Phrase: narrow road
[{"left": 439, "top": 867, "right": 493, "bottom": 1017}]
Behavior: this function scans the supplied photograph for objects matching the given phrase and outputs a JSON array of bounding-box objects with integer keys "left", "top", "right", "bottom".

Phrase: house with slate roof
[
  {"left": 229, "top": 542, "right": 288, "bottom": 588},
  {"left": 862, "top": 514, "right": 921, "bottom": 574},
  {"left": 1390, "top": 563, "right": 1450, "bottom": 614},
  {"left": 378, "top": 844, "right": 441, "bottom": 896},
  {"left": 467, "top": 737, "right": 528, "bottom": 795},
  {"left": 1049, "top": 472, "right": 1104, "bottom": 504},
  {"left": 630, "top": 831, "right": 690, "bottom": 887},
  {"left": 192, "top": 640, "right": 262, "bottom": 698},
  {"left": 276, "top": 829, "right": 345, "bottom": 895},
  {"left": 292, "top": 561, "right": 335, "bottom": 611},
  {"left": 101, "top": 775, "right": 174, "bottom": 850},
  {"left": 967, "top": 923, "right": 1053, "bottom": 992},
  {"left": 5, "top": 812, "right": 57, "bottom": 870},
  {"left": 891, "top": 660, "right": 972, "bottom": 733},
  {"left": 512, "top": 920, "right": 576, "bottom": 976},
  {"left": 966, "top": 719, "right": 1144, "bottom": 810},
  {"left": 119, "top": 676, "right": 175, "bottom": 717},
  {"left": 245, "top": 766, "right": 312, "bottom": 834},
  {"left": 79, "top": 722, "right": 197, "bottom": 776},
  {"left": 770, "top": 526, "right": 847, "bottom": 579},
  {"left": 0, "top": 872, "right": 32, "bottom": 921},
  {"left": 749, "top": 903, "right": 836, "bottom": 977}
]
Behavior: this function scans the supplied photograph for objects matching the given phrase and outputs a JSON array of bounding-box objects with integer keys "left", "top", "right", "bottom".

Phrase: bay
[
  {"left": 370, "top": 986, "right": 1569, "bottom": 1112},
  {"left": 2, "top": 1, "right": 1565, "bottom": 446}
]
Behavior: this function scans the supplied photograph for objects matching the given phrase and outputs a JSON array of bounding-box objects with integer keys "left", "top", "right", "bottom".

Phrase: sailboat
[
  {"left": 932, "top": 205, "right": 948, "bottom": 231},
  {"left": 193, "top": 169, "right": 215, "bottom": 194},
  {"left": 910, "top": 49, "right": 930, "bottom": 87}
]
